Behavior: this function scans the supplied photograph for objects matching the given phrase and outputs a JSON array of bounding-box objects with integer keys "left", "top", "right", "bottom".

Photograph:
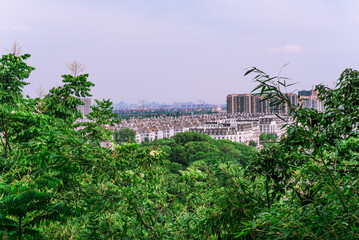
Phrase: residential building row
[{"left": 113, "top": 113, "right": 287, "bottom": 145}]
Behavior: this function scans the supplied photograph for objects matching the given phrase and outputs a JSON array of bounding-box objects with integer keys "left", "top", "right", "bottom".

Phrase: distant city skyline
[
  {"left": 113, "top": 100, "right": 221, "bottom": 110},
  {"left": 1, "top": 0, "right": 358, "bottom": 103}
]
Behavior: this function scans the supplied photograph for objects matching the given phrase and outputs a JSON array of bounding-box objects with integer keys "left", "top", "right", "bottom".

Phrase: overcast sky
[{"left": 1, "top": 0, "right": 359, "bottom": 104}]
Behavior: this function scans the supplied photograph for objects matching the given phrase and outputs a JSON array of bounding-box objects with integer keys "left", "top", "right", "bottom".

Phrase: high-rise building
[
  {"left": 227, "top": 93, "right": 256, "bottom": 114},
  {"left": 227, "top": 93, "right": 297, "bottom": 114}
]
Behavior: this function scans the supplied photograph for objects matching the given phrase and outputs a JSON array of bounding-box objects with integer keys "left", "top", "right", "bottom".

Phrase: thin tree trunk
[
  {"left": 265, "top": 177, "right": 270, "bottom": 209},
  {"left": 18, "top": 217, "right": 22, "bottom": 240},
  {"left": 2, "top": 116, "right": 11, "bottom": 153},
  {"left": 217, "top": 230, "right": 222, "bottom": 240},
  {"left": 0, "top": 130, "right": 7, "bottom": 158}
]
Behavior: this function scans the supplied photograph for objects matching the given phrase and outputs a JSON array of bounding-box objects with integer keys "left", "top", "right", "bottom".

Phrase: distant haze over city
[{"left": 1, "top": 0, "right": 359, "bottom": 104}]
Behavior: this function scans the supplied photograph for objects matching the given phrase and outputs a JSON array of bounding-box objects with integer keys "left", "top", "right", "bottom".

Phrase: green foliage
[{"left": 213, "top": 139, "right": 257, "bottom": 166}]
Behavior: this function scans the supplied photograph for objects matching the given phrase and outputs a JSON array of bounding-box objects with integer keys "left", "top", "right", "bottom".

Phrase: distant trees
[
  {"left": 259, "top": 133, "right": 277, "bottom": 142},
  {"left": 248, "top": 140, "right": 257, "bottom": 147},
  {"left": 146, "top": 131, "right": 257, "bottom": 168},
  {"left": 172, "top": 131, "right": 212, "bottom": 144}
]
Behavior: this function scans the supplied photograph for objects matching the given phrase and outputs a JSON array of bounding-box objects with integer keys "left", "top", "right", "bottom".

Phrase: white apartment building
[{"left": 163, "top": 128, "right": 175, "bottom": 138}]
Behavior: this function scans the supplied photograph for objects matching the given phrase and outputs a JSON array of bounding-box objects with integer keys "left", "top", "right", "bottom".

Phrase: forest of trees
[{"left": 0, "top": 50, "right": 358, "bottom": 239}]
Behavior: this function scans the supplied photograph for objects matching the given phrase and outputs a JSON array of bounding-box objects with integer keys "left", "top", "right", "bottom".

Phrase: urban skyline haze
[{"left": 1, "top": 0, "right": 359, "bottom": 104}]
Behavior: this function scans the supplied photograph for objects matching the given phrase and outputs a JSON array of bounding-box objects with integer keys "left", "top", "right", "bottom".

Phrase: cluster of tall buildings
[{"left": 226, "top": 89, "right": 324, "bottom": 114}]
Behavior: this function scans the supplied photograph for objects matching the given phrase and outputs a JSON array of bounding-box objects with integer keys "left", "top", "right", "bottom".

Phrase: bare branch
[
  {"left": 6, "top": 41, "right": 22, "bottom": 56},
  {"left": 67, "top": 60, "right": 85, "bottom": 77}
]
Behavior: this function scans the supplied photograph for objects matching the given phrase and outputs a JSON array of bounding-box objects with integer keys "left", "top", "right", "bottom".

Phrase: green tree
[{"left": 268, "top": 133, "right": 277, "bottom": 141}]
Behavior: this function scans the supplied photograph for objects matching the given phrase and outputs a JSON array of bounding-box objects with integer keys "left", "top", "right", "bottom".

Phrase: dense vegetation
[{"left": 0, "top": 50, "right": 358, "bottom": 239}]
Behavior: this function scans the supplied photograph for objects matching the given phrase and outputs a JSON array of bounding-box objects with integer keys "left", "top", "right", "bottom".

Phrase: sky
[{"left": 1, "top": 0, "right": 359, "bottom": 104}]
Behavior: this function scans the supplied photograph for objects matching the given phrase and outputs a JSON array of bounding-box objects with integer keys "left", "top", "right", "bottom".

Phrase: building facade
[
  {"left": 298, "top": 89, "right": 325, "bottom": 112},
  {"left": 77, "top": 98, "right": 92, "bottom": 118},
  {"left": 190, "top": 120, "right": 260, "bottom": 146}
]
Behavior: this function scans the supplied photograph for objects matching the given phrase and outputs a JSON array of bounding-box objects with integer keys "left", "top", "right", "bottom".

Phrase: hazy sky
[{"left": 1, "top": 0, "right": 359, "bottom": 104}]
